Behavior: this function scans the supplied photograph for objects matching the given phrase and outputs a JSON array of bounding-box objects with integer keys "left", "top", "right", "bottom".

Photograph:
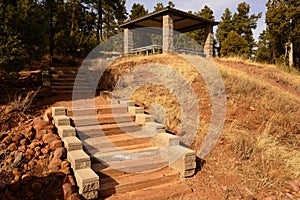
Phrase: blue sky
[{"left": 125, "top": 0, "right": 267, "bottom": 41}]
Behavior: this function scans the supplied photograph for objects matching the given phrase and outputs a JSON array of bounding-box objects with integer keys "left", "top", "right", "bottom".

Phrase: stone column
[
  {"left": 163, "top": 15, "right": 174, "bottom": 53},
  {"left": 204, "top": 25, "right": 213, "bottom": 58},
  {"left": 124, "top": 28, "right": 133, "bottom": 54}
]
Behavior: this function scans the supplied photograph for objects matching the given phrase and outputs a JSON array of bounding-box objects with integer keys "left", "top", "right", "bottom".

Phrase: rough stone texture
[
  {"left": 142, "top": 122, "right": 165, "bottom": 136},
  {"left": 81, "top": 190, "right": 99, "bottom": 199},
  {"left": 160, "top": 145, "right": 196, "bottom": 177},
  {"left": 74, "top": 168, "right": 99, "bottom": 194},
  {"left": 124, "top": 28, "right": 134, "bottom": 54},
  {"left": 67, "top": 150, "right": 91, "bottom": 170},
  {"left": 163, "top": 14, "right": 174, "bottom": 53},
  {"left": 204, "top": 25, "right": 213, "bottom": 58},
  {"left": 53, "top": 116, "right": 70, "bottom": 126},
  {"left": 128, "top": 106, "right": 144, "bottom": 115},
  {"left": 118, "top": 99, "right": 135, "bottom": 107},
  {"left": 135, "top": 114, "right": 151, "bottom": 125},
  {"left": 151, "top": 132, "right": 179, "bottom": 147},
  {"left": 57, "top": 125, "right": 76, "bottom": 138},
  {"left": 52, "top": 107, "right": 66, "bottom": 117},
  {"left": 63, "top": 137, "right": 82, "bottom": 151}
]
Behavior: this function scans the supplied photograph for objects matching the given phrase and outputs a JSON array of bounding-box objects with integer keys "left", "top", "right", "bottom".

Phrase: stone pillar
[
  {"left": 163, "top": 15, "right": 174, "bottom": 53},
  {"left": 204, "top": 25, "right": 213, "bottom": 58},
  {"left": 124, "top": 28, "right": 133, "bottom": 54}
]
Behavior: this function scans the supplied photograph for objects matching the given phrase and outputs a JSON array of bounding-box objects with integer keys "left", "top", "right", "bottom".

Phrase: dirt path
[{"left": 214, "top": 59, "right": 300, "bottom": 98}]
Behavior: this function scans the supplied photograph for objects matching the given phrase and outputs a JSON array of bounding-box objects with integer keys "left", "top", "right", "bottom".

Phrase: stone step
[
  {"left": 98, "top": 167, "right": 179, "bottom": 197},
  {"left": 67, "top": 104, "right": 128, "bottom": 116},
  {"left": 83, "top": 133, "right": 150, "bottom": 149},
  {"left": 93, "top": 155, "right": 168, "bottom": 176},
  {"left": 107, "top": 181, "right": 192, "bottom": 200},
  {"left": 87, "top": 142, "right": 153, "bottom": 155},
  {"left": 90, "top": 146, "right": 159, "bottom": 163},
  {"left": 71, "top": 113, "right": 133, "bottom": 127},
  {"left": 76, "top": 123, "right": 142, "bottom": 139}
]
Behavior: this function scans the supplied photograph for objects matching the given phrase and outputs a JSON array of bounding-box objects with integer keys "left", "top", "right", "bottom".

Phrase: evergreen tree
[
  {"left": 167, "top": 1, "right": 175, "bottom": 8},
  {"left": 216, "top": 8, "right": 234, "bottom": 56},
  {"left": 266, "top": 0, "right": 299, "bottom": 68},
  {"left": 186, "top": 5, "right": 215, "bottom": 47},
  {"left": 130, "top": 3, "right": 148, "bottom": 20},
  {"left": 154, "top": 3, "right": 164, "bottom": 12},
  {"left": 220, "top": 31, "right": 250, "bottom": 57},
  {"left": 255, "top": 30, "right": 271, "bottom": 63},
  {"left": 232, "top": 2, "right": 262, "bottom": 52}
]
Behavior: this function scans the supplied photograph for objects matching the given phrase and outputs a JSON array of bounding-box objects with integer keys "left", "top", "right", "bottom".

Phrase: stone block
[
  {"left": 63, "top": 137, "right": 82, "bottom": 151},
  {"left": 67, "top": 150, "right": 91, "bottom": 170},
  {"left": 52, "top": 107, "right": 66, "bottom": 117},
  {"left": 118, "top": 99, "right": 135, "bottom": 107},
  {"left": 159, "top": 145, "right": 196, "bottom": 177},
  {"left": 81, "top": 190, "right": 98, "bottom": 199},
  {"left": 143, "top": 122, "right": 165, "bottom": 136},
  {"left": 151, "top": 132, "right": 179, "bottom": 147},
  {"left": 128, "top": 106, "right": 144, "bottom": 115},
  {"left": 54, "top": 115, "right": 70, "bottom": 126},
  {"left": 57, "top": 125, "right": 76, "bottom": 138},
  {"left": 75, "top": 168, "right": 99, "bottom": 194},
  {"left": 135, "top": 114, "right": 151, "bottom": 125}
]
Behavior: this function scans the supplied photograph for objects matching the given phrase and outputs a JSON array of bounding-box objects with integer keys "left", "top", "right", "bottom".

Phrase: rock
[
  {"left": 7, "top": 143, "right": 17, "bottom": 151},
  {"left": 54, "top": 147, "right": 66, "bottom": 159},
  {"left": 48, "top": 157, "right": 62, "bottom": 170},
  {"left": 24, "top": 149, "right": 35, "bottom": 160},
  {"left": 33, "top": 117, "right": 49, "bottom": 132},
  {"left": 0, "top": 143, "right": 6, "bottom": 150},
  {"left": 67, "top": 193, "right": 81, "bottom": 200},
  {"left": 66, "top": 175, "right": 76, "bottom": 186},
  {"left": 31, "top": 182, "right": 42, "bottom": 191},
  {"left": 18, "top": 145, "right": 26, "bottom": 152},
  {"left": 25, "top": 126, "right": 35, "bottom": 140},
  {"left": 12, "top": 133, "right": 24, "bottom": 143},
  {"left": 28, "top": 140, "right": 42, "bottom": 149},
  {"left": 2, "top": 135, "right": 11, "bottom": 144},
  {"left": 50, "top": 140, "right": 63, "bottom": 151},
  {"left": 35, "top": 130, "right": 46, "bottom": 140},
  {"left": 5, "top": 106, "right": 13, "bottom": 114},
  {"left": 62, "top": 183, "right": 73, "bottom": 199},
  {"left": 59, "top": 167, "right": 71, "bottom": 175},
  {"left": 42, "top": 133, "right": 58, "bottom": 144},
  {"left": 19, "top": 138, "right": 28, "bottom": 146},
  {"left": 41, "top": 146, "right": 50, "bottom": 155},
  {"left": 250, "top": 106, "right": 256, "bottom": 111},
  {"left": 21, "top": 174, "right": 32, "bottom": 181},
  {"left": 262, "top": 197, "right": 276, "bottom": 200},
  {"left": 61, "top": 161, "right": 70, "bottom": 169},
  {"left": 26, "top": 191, "right": 34, "bottom": 198}
]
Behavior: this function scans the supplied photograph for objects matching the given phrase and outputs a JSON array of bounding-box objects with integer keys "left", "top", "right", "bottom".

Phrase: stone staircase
[
  {"left": 48, "top": 66, "right": 93, "bottom": 94},
  {"left": 63, "top": 100, "right": 196, "bottom": 199}
]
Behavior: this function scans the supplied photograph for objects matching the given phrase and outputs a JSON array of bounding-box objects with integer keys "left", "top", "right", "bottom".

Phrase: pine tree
[
  {"left": 130, "top": 3, "right": 148, "bottom": 20},
  {"left": 255, "top": 30, "right": 271, "bottom": 63},
  {"left": 266, "top": 0, "right": 299, "bottom": 68},
  {"left": 232, "top": 2, "right": 262, "bottom": 52},
  {"left": 154, "top": 3, "right": 164, "bottom": 12},
  {"left": 220, "top": 31, "right": 250, "bottom": 57},
  {"left": 186, "top": 5, "right": 215, "bottom": 47},
  {"left": 216, "top": 8, "right": 234, "bottom": 56}
]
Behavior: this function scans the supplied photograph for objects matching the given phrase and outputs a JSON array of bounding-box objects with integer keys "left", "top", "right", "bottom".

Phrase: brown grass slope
[{"left": 104, "top": 54, "right": 300, "bottom": 199}]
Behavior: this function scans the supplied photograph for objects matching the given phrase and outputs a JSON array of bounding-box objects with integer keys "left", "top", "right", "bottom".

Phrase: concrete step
[
  {"left": 107, "top": 181, "right": 192, "bottom": 200},
  {"left": 92, "top": 156, "right": 168, "bottom": 176},
  {"left": 90, "top": 146, "right": 159, "bottom": 163},
  {"left": 76, "top": 123, "right": 142, "bottom": 138},
  {"left": 87, "top": 142, "right": 153, "bottom": 155},
  {"left": 71, "top": 113, "right": 133, "bottom": 127},
  {"left": 67, "top": 104, "right": 128, "bottom": 116},
  {"left": 98, "top": 167, "right": 179, "bottom": 197},
  {"left": 83, "top": 133, "right": 150, "bottom": 148}
]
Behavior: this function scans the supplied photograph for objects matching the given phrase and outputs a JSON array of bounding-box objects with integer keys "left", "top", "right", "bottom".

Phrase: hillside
[
  {"left": 1, "top": 54, "right": 299, "bottom": 199},
  {"left": 99, "top": 54, "right": 300, "bottom": 199}
]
